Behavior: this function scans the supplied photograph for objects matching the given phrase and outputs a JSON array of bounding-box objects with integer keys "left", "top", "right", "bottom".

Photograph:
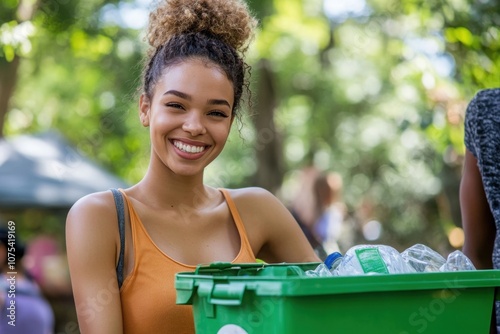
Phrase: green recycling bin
[{"left": 175, "top": 262, "right": 500, "bottom": 334}]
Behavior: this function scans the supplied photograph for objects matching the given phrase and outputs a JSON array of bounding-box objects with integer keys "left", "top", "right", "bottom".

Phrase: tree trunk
[
  {"left": 0, "top": 56, "right": 20, "bottom": 138},
  {"left": 251, "top": 59, "right": 284, "bottom": 194}
]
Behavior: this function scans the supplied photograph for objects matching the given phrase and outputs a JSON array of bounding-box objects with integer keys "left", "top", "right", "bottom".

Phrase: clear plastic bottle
[
  {"left": 333, "top": 245, "right": 416, "bottom": 276},
  {"left": 400, "top": 244, "right": 446, "bottom": 272},
  {"left": 439, "top": 250, "right": 476, "bottom": 272},
  {"left": 304, "top": 263, "right": 332, "bottom": 277},
  {"left": 304, "top": 252, "right": 343, "bottom": 277},
  {"left": 324, "top": 252, "right": 343, "bottom": 272}
]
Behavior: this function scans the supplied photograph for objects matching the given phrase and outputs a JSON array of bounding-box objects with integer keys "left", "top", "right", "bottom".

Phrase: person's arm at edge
[
  {"left": 66, "top": 192, "right": 124, "bottom": 334},
  {"left": 460, "top": 149, "right": 495, "bottom": 269}
]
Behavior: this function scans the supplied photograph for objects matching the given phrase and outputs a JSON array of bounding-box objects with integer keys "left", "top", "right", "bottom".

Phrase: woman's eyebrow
[
  {"left": 163, "top": 90, "right": 191, "bottom": 100},
  {"left": 207, "top": 98, "right": 231, "bottom": 108},
  {"left": 162, "top": 90, "right": 230, "bottom": 108}
]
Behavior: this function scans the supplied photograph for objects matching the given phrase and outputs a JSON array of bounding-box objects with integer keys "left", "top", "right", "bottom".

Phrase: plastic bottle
[
  {"left": 400, "top": 244, "right": 446, "bottom": 272},
  {"left": 333, "top": 245, "right": 416, "bottom": 276},
  {"left": 305, "top": 245, "right": 476, "bottom": 277},
  {"left": 324, "top": 252, "right": 343, "bottom": 272},
  {"left": 304, "top": 263, "right": 332, "bottom": 277},
  {"left": 304, "top": 252, "right": 343, "bottom": 277},
  {"left": 439, "top": 250, "right": 476, "bottom": 272}
]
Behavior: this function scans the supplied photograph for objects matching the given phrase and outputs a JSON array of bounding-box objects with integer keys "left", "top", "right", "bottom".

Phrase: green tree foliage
[
  {"left": 1, "top": 0, "right": 149, "bottom": 180},
  {"left": 240, "top": 0, "right": 499, "bottom": 252},
  {"left": 2, "top": 0, "right": 499, "bottom": 254}
]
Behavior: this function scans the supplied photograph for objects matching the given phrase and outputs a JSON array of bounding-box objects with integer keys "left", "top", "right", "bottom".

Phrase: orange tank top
[{"left": 118, "top": 188, "right": 256, "bottom": 334}]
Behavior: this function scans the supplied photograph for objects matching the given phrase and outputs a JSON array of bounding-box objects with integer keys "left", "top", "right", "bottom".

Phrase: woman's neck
[{"left": 131, "top": 164, "right": 213, "bottom": 211}]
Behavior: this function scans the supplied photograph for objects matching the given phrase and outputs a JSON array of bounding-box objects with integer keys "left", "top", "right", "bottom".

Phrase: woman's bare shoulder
[
  {"left": 66, "top": 190, "right": 119, "bottom": 232},
  {"left": 225, "top": 187, "right": 275, "bottom": 202},
  {"left": 65, "top": 190, "right": 122, "bottom": 266},
  {"left": 224, "top": 187, "right": 288, "bottom": 215}
]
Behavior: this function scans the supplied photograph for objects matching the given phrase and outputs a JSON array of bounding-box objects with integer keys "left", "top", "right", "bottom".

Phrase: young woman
[{"left": 65, "top": 0, "right": 320, "bottom": 333}]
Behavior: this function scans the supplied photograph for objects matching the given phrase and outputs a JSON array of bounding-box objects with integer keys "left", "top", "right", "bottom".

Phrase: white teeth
[{"left": 173, "top": 140, "right": 205, "bottom": 153}]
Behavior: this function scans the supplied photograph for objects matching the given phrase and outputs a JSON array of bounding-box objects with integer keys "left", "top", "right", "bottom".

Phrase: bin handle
[{"left": 201, "top": 282, "right": 246, "bottom": 306}]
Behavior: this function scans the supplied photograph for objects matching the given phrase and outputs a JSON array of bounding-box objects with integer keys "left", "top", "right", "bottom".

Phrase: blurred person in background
[
  {"left": 288, "top": 167, "right": 333, "bottom": 260},
  {"left": 314, "top": 172, "right": 347, "bottom": 254},
  {"left": 0, "top": 226, "right": 55, "bottom": 334},
  {"left": 460, "top": 88, "right": 500, "bottom": 333}
]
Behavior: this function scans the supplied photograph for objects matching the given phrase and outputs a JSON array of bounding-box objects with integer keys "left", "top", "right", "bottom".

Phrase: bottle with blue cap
[
  {"left": 324, "top": 252, "right": 343, "bottom": 273},
  {"left": 304, "top": 252, "right": 343, "bottom": 277}
]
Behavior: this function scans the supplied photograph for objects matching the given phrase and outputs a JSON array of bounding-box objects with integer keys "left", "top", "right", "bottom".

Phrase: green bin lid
[{"left": 175, "top": 262, "right": 500, "bottom": 304}]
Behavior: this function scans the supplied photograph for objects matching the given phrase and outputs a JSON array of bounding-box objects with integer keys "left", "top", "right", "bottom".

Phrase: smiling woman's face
[{"left": 140, "top": 58, "right": 235, "bottom": 176}]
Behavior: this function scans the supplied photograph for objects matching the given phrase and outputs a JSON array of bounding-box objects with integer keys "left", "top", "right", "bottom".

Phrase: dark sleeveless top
[{"left": 464, "top": 88, "right": 500, "bottom": 268}]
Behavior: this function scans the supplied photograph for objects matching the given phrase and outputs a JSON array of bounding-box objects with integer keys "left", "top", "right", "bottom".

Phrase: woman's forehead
[{"left": 154, "top": 59, "right": 234, "bottom": 101}]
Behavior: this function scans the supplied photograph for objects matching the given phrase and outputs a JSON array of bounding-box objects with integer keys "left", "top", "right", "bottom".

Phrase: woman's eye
[
  {"left": 165, "top": 103, "right": 184, "bottom": 109},
  {"left": 208, "top": 110, "right": 229, "bottom": 118}
]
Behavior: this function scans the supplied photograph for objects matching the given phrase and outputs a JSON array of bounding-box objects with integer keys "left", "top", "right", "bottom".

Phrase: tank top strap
[
  {"left": 218, "top": 188, "right": 256, "bottom": 262},
  {"left": 110, "top": 188, "right": 126, "bottom": 289},
  {"left": 219, "top": 188, "right": 244, "bottom": 227},
  {"left": 118, "top": 189, "right": 136, "bottom": 220},
  {"left": 117, "top": 189, "right": 141, "bottom": 254}
]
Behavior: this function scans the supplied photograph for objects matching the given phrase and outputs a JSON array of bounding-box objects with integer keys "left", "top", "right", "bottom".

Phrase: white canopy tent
[{"left": 0, "top": 131, "right": 129, "bottom": 209}]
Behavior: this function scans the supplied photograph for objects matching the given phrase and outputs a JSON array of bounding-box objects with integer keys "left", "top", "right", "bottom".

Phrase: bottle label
[{"left": 355, "top": 247, "right": 389, "bottom": 274}]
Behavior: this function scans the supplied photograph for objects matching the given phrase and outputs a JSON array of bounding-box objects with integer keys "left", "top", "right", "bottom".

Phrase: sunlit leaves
[
  {"left": 0, "top": 20, "right": 35, "bottom": 60},
  {"left": 3, "top": 0, "right": 145, "bottom": 186},
  {"left": 2, "top": 0, "right": 499, "bottom": 251},
  {"left": 70, "top": 30, "right": 113, "bottom": 60},
  {"left": 255, "top": 0, "right": 330, "bottom": 59},
  {"left": 246, "top": 0, "right": 500, "bottom": 250}
]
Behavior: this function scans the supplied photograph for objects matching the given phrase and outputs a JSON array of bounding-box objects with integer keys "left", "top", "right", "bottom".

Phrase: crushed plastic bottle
[
  {"left": 439, "top": 250, "right": 476, "bottom": 272},
  {"left": 333, "top": 245, "right": 416, "bottom": 276},
  {"left": 400, "top": 244, "right": 446, "bottom": 272},
  {"left": 305, "top": 252, "right": 343, "bottom": 277},
  {"left": 304, "top": 263, "right": 332, "bottom": 277},
  {"left": 304, "top": 245, "right": 476, "bottom": 277}
]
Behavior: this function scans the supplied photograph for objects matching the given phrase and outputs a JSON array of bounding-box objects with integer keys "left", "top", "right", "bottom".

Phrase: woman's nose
[{"left": 182, "top": 112, "right": 206, "bottom": 136}]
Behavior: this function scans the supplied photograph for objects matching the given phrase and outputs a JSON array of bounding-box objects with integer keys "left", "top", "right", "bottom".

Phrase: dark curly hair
[{"left": 142, "top": 0, "right": 257, "bottom": 119}]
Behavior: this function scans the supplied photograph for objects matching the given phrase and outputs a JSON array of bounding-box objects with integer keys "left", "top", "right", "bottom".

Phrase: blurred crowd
[{"left": 0, "top": 225, "right": 71, "bottom": 334}]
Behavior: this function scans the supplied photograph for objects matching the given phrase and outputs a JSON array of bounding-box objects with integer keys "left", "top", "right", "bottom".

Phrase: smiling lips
[{"left": 172, "top": 140, "right": 207, "bottom": 154}]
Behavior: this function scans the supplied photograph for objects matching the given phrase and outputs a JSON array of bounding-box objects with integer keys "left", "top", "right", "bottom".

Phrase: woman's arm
[
  {"left": 460, "top": 150, "right": 496, "bottom": 269},
  {"left": 66, "top": 192, "right": 124, "bottom": 334},
  {"left": 233, "top": 187, "right": 321, "bottom": 263}
]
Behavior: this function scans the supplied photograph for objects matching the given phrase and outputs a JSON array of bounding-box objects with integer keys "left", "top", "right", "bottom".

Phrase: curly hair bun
[{"left": 147, "top": 0, "right": 257, "bottom": 53}]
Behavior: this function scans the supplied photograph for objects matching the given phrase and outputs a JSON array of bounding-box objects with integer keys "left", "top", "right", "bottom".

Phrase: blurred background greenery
[{"left": 1, "top": 0, "right": 499, "bottom": 331}]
